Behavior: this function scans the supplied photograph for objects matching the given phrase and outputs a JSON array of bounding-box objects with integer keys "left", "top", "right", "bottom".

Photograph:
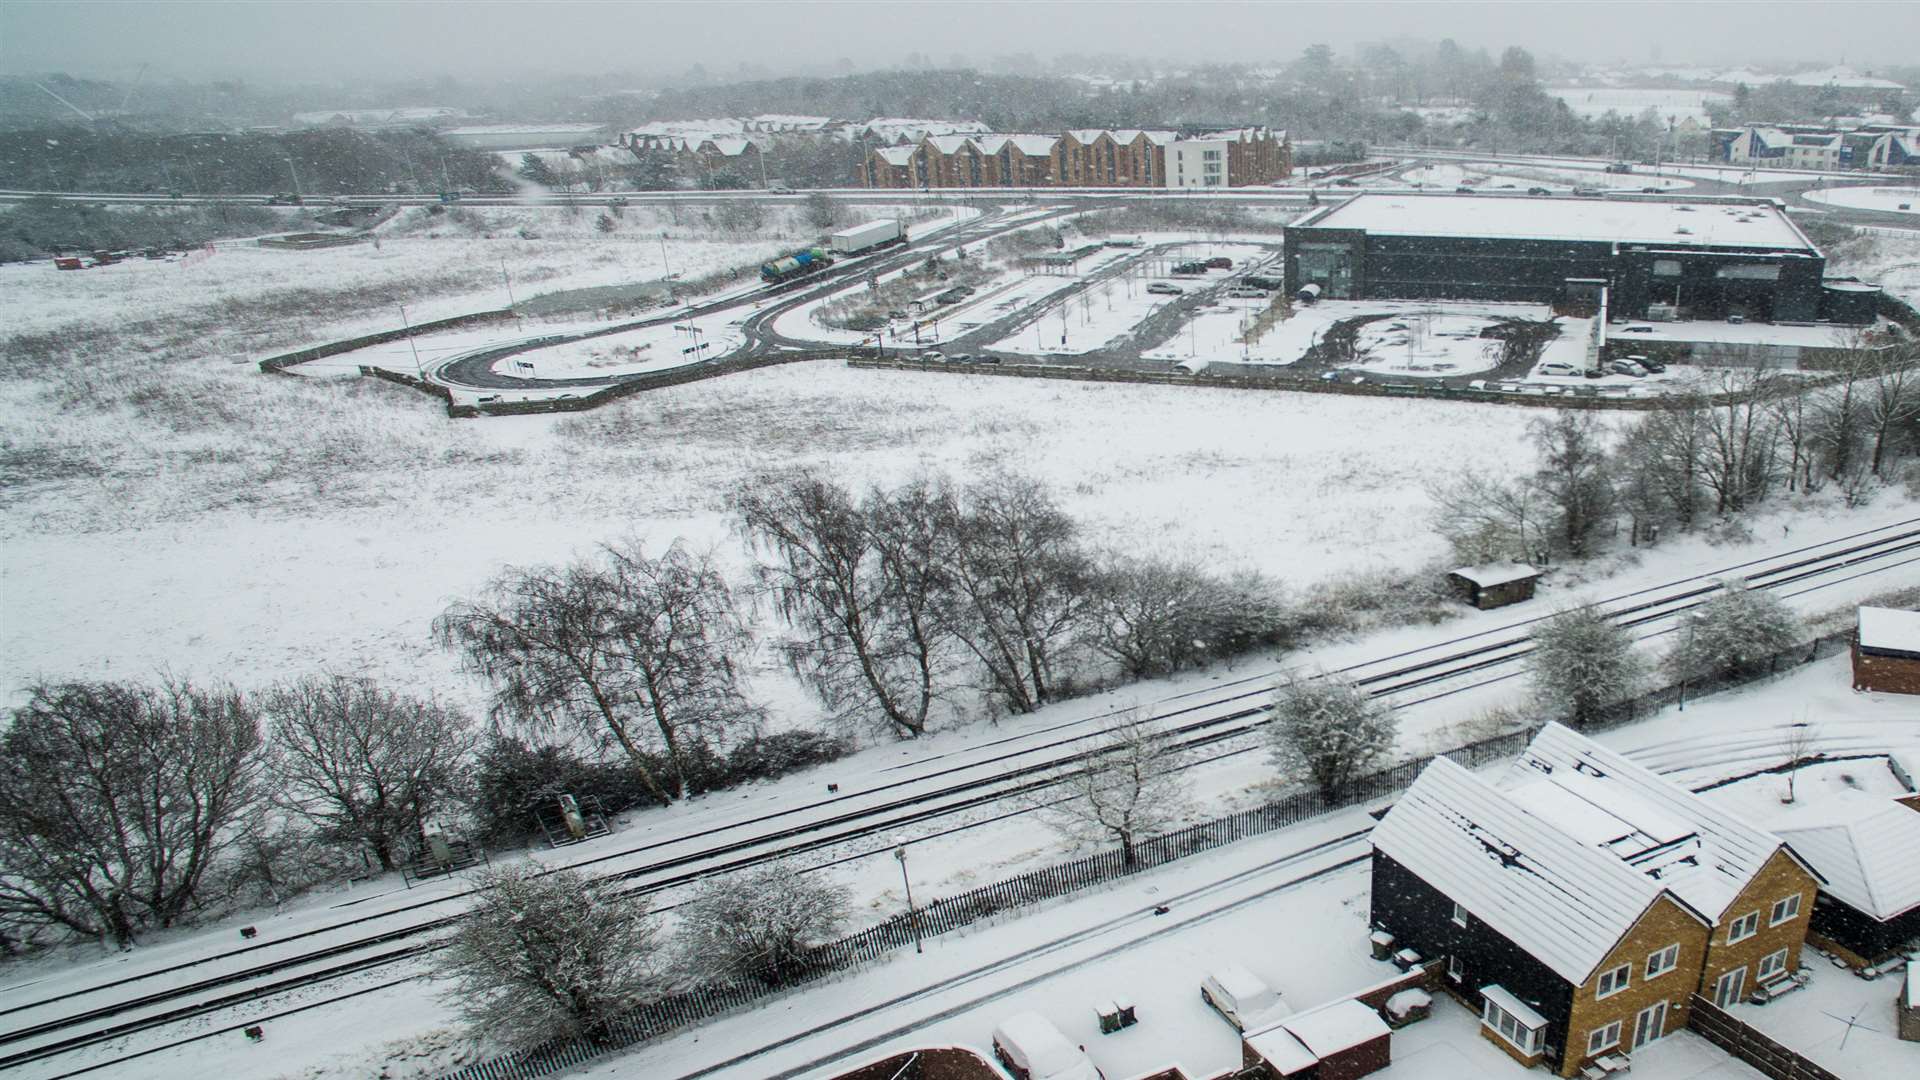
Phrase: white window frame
[
  {"left": 1482, "top": 999, "right": 1544, "bottom": 1055},
  {"left": 1645, "top": 943, "right": 1679, "bottom": 980},
  {"left": 1727, "top": 910, "right": 1760, "bottom": 944},
  {"left": 1769, "top": 893, "right": 1801, "bottom": 927},
  {"left": 1451, "top": 901, "right": 1469, "bottom": 928},
  {"left": 1757, "top": 948, "right": 1789, "bottom": 981},
  {"left": 1632, "top": 1000, "right": 1669, "bottom": 1049},
  {"left": 1587, "top": 1020, "right": 1622, "bottom": 1056},
  {"left": 1714, "top": 965, "right": 1748, "bottom": 1007},
  {"left": 1448, "top": 954, "right": 1464, "bottom": 981},
  {"left": 1596, "top": 963, "right": 1631, "bottom": 999}
]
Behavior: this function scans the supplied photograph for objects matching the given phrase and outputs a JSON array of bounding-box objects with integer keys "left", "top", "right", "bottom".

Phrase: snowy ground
[
  {"left": 1545, "top": 87, "right": 1730, "bottom": 126},
  {"left": 1730, "top": 946, "right": 1917, "bottom": 1079},
  {"left": 1226, "top": 299, "right": 1561, "bottom": 371},
  {"left": 1392, "top": 161, "right": 1692, "bottom": 193},
  {"left": 1346, "top": 313, "right": 1506, "bottom": 378},
  {"left": 1802, "top": 185, "right": 1920, "bottom": 216}
]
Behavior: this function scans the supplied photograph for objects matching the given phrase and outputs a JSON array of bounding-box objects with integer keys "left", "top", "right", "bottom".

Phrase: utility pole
[
  {"left": 399, "top": 305, "right": 423, "bottom": 378},
  {"left": 894, "top": 847, "right": 922, "bottom": 954},
  {"left": 285, "top": 155, "right": 303, "bottom": 197},
  {"left": 500, "top": 259, "right": 516, "bottom": 310}
]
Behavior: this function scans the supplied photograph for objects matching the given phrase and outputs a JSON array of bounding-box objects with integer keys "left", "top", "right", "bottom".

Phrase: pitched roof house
[{"left": 1371, "top": 723, "right": 1818, "bottom": 1077}]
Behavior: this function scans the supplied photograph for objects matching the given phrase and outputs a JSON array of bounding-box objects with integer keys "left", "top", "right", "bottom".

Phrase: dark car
[
  {"left": 1333, "top": 177, "right": 1359, "bottom": 187},
  {"left": 1205, "top": 256, "right": 1232, "bottom": 269},
  {"left": 1642, "top": 186, "right": 1662, "bottom": 194},
  {"left": 1454, "top": 186, "right": 1474, "bottom": 194},
  {"left": 1527, "top": 186, "right": 1552, "bottom": 195}
]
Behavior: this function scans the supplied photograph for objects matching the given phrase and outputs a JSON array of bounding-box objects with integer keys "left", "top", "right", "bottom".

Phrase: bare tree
[
  {"left": 260, "top": 676, "right": 479, "bottom": 871},
  {"left": 678, "top": 861, "right": 848, "bottom": 987},
  {"left": 1697, "top": 370, "right": 1782, "bottom": 514},
  {"left": 1862, "top": 347, "right": 1920, "bottom": 476},
  {"left": 1426, "top": 471, "right": 1548, "bottom": 565},
  {"left": 433, "top": 863, "right": 664, "bottom": 1046},
  {"left": 1631, "top": 403, "right": 1707, "bottom": 529},
  {"left": 733, "top": 471, "right": 943, "bottom": 738},
  {"left": 1769, "top": 378, "right": 1821, "bottom": 493},
  {"left": 803, "top": 191, "right": 839, "bottom": 229},
  {"left": 941, "top": 472, "right": 1098, "bottom": 713},
  {"left": 1529, "top": 410, "right": 1616, "bottom": 558},
  {"left": 0, "top": 680, "right": 261, "bottom": 946},
  {"left": 1090, "top": 557, "right": 1292, "bottom": 678},
  {"left": 1810, "top": 348, "right": 1874, "bottom": 483},
  {"left": 1268, "top": 673, "right": 1398, "bottom": 798},
  {"left": 1778, "top": 719, "right": 1820, "bottom": 804},
  {"left": 1529, "top": 606, "right": 1644, "bottom": 728},
  {"left": 1033, "top": 709, "right": 1190, "bottom": 866},
  {"left": 436, "top": 540, "right": 757, "bottom": 803}
]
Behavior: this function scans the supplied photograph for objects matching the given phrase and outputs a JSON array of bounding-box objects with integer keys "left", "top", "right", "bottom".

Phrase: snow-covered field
[
  {"left": 1393, "top": 161, "right": 1692, "bottom": 192},
  {"left": 1803, "top": 185, "right": 1920, "bottom": 216},
  {"left": 1545, "top": 87, "right": 1730, "bottom": 125}
]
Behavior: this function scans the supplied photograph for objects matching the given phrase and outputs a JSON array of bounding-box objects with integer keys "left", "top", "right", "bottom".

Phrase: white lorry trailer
[{"left": 828, "top": 219, "right": 905, "bottom": 256}]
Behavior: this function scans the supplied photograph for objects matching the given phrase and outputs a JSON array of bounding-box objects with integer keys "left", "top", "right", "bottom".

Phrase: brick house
[
  {"left": 1852, "top": 606, "right": 1920, "bottom": 694},
  {"left": 1370, "top": 723, "right": 1819, "bottom": 1077},
  {"left": 1058, "top": 129, "right": 1175, "bottom": 187},
  {"left": 1770, "top": 791, "right": 1920, "bottom": 969},
  {"left": 859, "top": 144, "right": 920, "bottom": 188},
  {"left": 856, "top": 127, "right": 1284, "bottom": 189}
]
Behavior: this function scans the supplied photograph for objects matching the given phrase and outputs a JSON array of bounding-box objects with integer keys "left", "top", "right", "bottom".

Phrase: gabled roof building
[
  {"left": 1769, "top": 790, "right": 1920, "bottom": 968},
  {"left": 1370, "top": 724, "right": 1818, "bottom": 1077}
]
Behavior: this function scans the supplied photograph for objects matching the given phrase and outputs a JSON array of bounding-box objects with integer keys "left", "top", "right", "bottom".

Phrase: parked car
[
  {"left": 979, "top": 354, "right": 1002, "bottom": 365},
  {"left": 1537, "top": 361, "right": 1578, "bottom": 377},
  {"left": 1636, "top": 357, "right": 1667, "bottom": 373},
  {"left": 1242, "top": 275, "right": 1282, "bottom": 290},
  {"left": 1609, "top": 358, "right": 1649, "bottom": 377},
  {"left": 1333, "top": 177, "right": 1359, "bottom": 187},
  {"left": 1226, "top": 288, "right": 1268, "bottom": 299},
  {"left": 1201, "top": 964, "right": 1289, "bottom": 1031},
  {"left": 1572, "top": 186, "right": 1604, "bottom": 196},
  {"left": 1205, "top": 256, "right": 1233, "bottom": 270},
  {"left": 991, "top": 1013, "right": 1102, "bottom": 1080},
  {"left": 920, "top": 350, "right": 944, "bottom": 362},
  {"left": 949, "top": 353, "right": 975, "bottom": 364},
  {"left": 1146, "top": 282, "right": 1184, "bottom": 295},
  {"left": 1584, "top": 367, "right": 1605, "bottom": 379},
  {"left": 1171, "top": 261, "right": 1208, "bottom": 275}
]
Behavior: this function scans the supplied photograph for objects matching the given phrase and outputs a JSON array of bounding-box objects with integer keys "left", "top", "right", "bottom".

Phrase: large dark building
[{"left": 1283, "top": 192, "right": 1869, "bottom": 323}]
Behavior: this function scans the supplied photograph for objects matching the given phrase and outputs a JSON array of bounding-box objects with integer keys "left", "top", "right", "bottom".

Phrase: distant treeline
[
  {"left": 0, "top": 127, "right": 507, "bottom": 196},
  {"left": 0, "top": 198, "right": 285, "bottom": 261}
]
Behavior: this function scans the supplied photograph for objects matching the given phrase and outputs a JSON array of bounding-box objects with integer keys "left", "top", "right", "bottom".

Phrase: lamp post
[
  {"left": 398, "top": 304, "right": 422, "bottom": 378},
  {"left": 894, "top": 847, "right": 922, "bottom": 954}
]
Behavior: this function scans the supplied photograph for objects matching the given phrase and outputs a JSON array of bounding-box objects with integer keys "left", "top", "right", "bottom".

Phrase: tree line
[{"left": 1431, "top": 347, "right": 1920, "bottom": 570}]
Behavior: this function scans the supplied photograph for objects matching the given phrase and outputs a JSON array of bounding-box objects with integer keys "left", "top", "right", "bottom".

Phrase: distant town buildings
[
  {"left": 1712, "top": 123, "right": 1920, "bottom": 171},
  {"left": 858, "top": 126, "right": 1291, "bottom": 190}
]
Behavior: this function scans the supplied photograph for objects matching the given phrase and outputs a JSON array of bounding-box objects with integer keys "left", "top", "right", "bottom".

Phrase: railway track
[{"left": 6, "top": 518, "right": 1917, "bottom": 1077}]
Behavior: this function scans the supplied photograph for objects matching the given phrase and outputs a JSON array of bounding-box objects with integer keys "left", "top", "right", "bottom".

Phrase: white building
[{"left": 1167, "top": 138, "right": 1228, "bottom": 189}]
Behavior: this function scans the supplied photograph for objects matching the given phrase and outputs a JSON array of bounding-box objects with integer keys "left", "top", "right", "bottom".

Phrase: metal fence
[
  {"left": 1686, "top": 995, "right": 1844, "bottom": 1080},
  {"left": 434, "top": 626, "right": 1857, "bottom": 1080}
]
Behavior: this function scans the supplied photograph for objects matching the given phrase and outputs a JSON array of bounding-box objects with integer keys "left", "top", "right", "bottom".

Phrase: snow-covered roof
[
  {"left": 1209, "top": 963, "right": 1271, "bottom": 1003},
  {"left": 443, "top": 123, "right": 601, "bottom": 137},
  {"left": 1372, "top": 755, "right": 1682, "bottom": 984},
  {"left": 872, "top": 145, "right": 918, "bottom": 166},
  {"left": 1112, "top": 129, "right": 1178, "bottom": 146},
  {"left": 1301, "top": 193, "right": 1813, "bottom": 251},
  {"left": 990, "top": 1012, "right": 1097, "bottom": 1078},
  {"left": 1277, "top": 999, "right": 1390, "bottom": 1056},
  {"left": 1858, "top": 606, "right": 1920, "bottom": 655},
  {"left": 292, "top": 106, "right": 465, "bottom": 126},
  {"left": 1501, "top": 723, "right": 1802, "bottom": 920},
  {"left": 700, "top": 137, "right": 754, "bottom": 157},
  {"left": 861, "top": 118, "right": 988, "bottom": 143},
  {"left": 1785, "top": 67, "right": 1906, "bottom": 90},
  {"left": 1449, "top": 563, "right": 1540, "bottom": 588},
  {"left": 1243, "top": 1027, "right": 1318, "bottom": 1075},
  {"left": 1003, "top": 134, "right": 1061, "bottom": 156},
  {"left": 1770, "top": 793, "right": 1920, "bottom": 921},
  {"left": 1203, "top": 127, "right": 1276, "bottom": 143},
  {"left": 1067, "top": 129, "right": 1111, "bottom": 144},
  {"left": 925, "top": 134, "right": 979, "bottom": 155}
]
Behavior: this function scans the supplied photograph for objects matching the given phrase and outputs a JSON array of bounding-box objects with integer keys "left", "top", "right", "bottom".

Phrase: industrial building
[{"left": 1283, "top": 192, "right": 1880, "bottom": 324}]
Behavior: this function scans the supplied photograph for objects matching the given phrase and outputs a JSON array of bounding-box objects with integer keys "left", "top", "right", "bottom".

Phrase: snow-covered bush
[
  {"left": 1031, "top": 709, "right": 1190, "bottom": 866},
  {"left": 1267, "top": 673, "right": 1398, "bottom": 798},
  {"left": 1089, "top": 557, "right": 1294, "bottom": 678},
  {"left": 432, "top": 863, "right": 664, "bottom": 1046},
  {"left": 1529, "top": 605, "right": 1643, "bottom": 727},
  {"left": 1664, "top": 580, "right": 1803, "bottom": 684},
  {"left": 677, "top": 861, "right": 848, "bottom": 987}
]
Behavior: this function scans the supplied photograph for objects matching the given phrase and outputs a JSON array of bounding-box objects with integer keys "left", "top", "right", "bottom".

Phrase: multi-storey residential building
[
  {"left": 1370, "top": 724, "right": 1819, "bottom": 1077},
  {"left": 1712, "top": 123, "right": 1920, "bottom": 170},
  {"left": 859, "top": 126, "right": 1289, "bottom": 189}
]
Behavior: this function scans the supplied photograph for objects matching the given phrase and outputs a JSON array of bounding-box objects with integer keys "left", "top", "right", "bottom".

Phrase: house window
[
  {"left": 1645, "top": 943, "right": 1679, "bottom": 980},
  {"left": 1448, "top": 955, "right": 1464, "bottom": 982},
  {"left": 1652, "top": 259, "right": 1682, "bottom": 276},
  {"left": 1727, "top": 911, "right": 1760, "bottom": 944},
  {"left": 1769, "top": 893, "right": 1801, "bottom": 926},
  {"left": 1587, "top": 1020, "right": 1623, "bottom": 1056},
  {"left": 1757, "top": 948, "right": 1789, "bottom": 981},
  {"left": 1596, "top": 964, "right": 1631, "bottom": 999},
  {"left": 1451, "top": 902, "right": 1468, "bottom": 928}
]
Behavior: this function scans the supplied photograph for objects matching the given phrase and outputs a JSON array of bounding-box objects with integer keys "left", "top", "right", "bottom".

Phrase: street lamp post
[
  {"left": 398, "top": 304, "right": 423, "bottom": 378},
  {"left": 894, "top": 847, "right": 922, "bottom": 954}
]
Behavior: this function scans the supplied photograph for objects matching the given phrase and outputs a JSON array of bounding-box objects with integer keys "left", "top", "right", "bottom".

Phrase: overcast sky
[{"left": 3, "top": 1, "right": 1917, "bottom": 84}]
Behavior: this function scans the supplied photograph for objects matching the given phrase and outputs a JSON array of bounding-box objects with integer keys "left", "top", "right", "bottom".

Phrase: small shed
[
  {"left": 1446, "top": 563, "right": 1542, "bottom": 610},
  {"left": 1245, "top": 1000, "right": 1392, "bottom": 1080},
  {"left": 1853, "top": 607, "right": 1920, "bottom": 694}
]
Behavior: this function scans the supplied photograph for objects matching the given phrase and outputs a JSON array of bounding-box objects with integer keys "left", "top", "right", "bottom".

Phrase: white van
[
  {"left": 991, "top": 1012, "right": 1103, "bottom": 1080},
  {"left": 1201, "top": 963, "right": 1291, "bottom": 1031}
]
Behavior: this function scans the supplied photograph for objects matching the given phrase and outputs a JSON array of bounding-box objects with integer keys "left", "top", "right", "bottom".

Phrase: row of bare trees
[
  {"left": 1433, "top": 350, "right": 1920, "bottom": 567},
  {"left": 0, "top": 676, "right": 475, "bottom": 948},
  {"left": 734, "top": 469, "right": 1297, "bottom": 738}
]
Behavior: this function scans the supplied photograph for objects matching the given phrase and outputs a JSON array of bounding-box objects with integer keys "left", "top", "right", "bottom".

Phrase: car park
[
  {"left": 1201, "top": 963, "right": 1290, "bottom": 1031},
  {"left": 991, "top": 1013, "right": 1103, "bottom": 1080}
]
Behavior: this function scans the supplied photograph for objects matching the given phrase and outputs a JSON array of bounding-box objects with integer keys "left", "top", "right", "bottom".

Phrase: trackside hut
[
  {"left": 1852, "top": 606, "right": 1920, "bottom": 694},
  {"left": 1283, "top": 193, "right": 1833, "bottom": 322},
  {"left": 1369, "top": 724, "right": 1819, "bottom": 1077},
  {"left": 1447, "top": 564, "right": 1542, "bottom": 610}
]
